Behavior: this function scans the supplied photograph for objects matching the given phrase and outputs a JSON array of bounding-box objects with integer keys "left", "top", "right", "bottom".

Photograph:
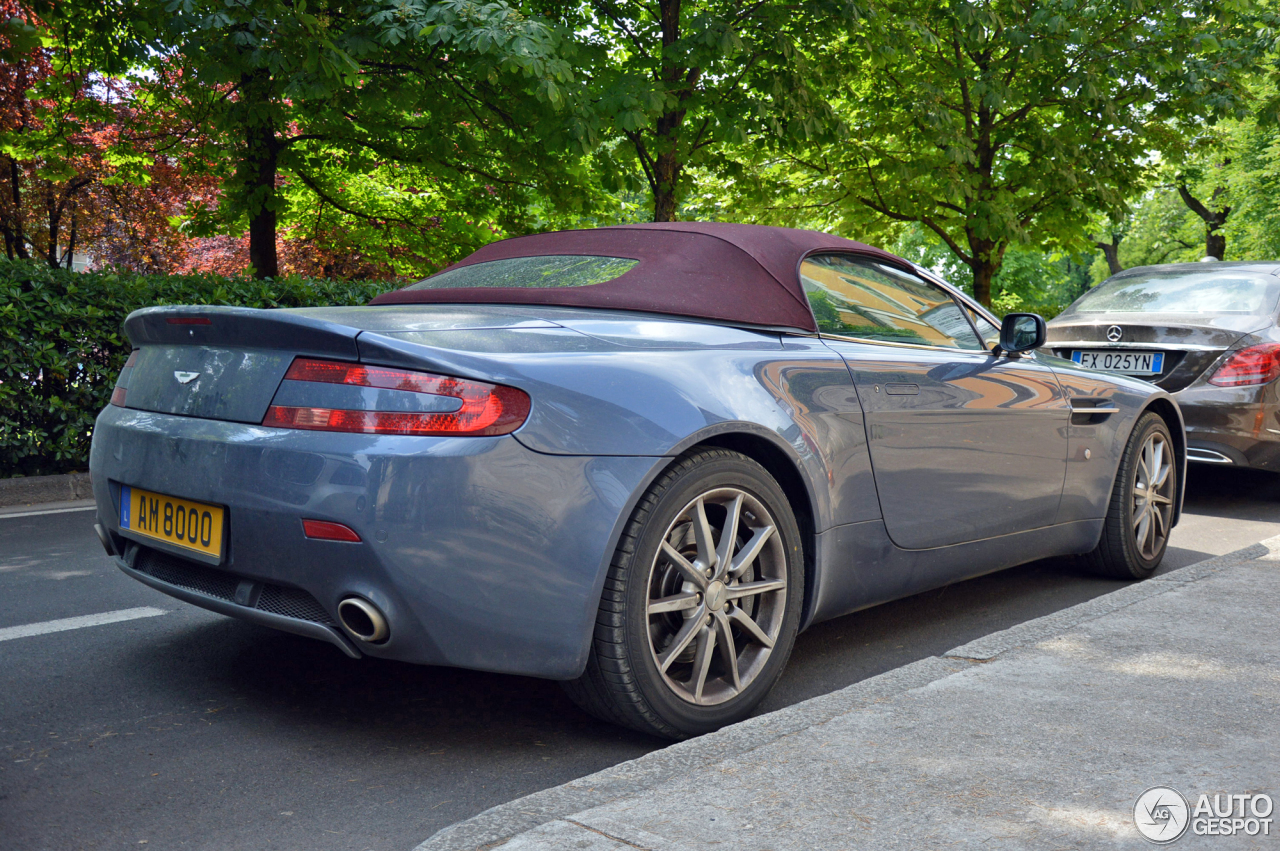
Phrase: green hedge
[{"left": 0, "top": 260, "right": 398, "bottom": 478}]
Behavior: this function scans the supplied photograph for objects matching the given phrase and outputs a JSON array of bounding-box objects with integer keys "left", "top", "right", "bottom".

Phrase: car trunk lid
[
  {"left": 1046, "top": 314, "right": 1270, "bottom": 391},
  {"left": 115, "top": 305, "right": 576, "bottom": 423}
]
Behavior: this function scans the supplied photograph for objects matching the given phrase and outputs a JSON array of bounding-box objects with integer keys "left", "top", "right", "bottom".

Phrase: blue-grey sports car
[{"left": 91, "top": 223, "right": 1186, "bottom": 739}]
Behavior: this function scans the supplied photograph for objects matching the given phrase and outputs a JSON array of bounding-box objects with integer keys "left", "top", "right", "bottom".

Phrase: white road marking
[
  {"left": 0, "top": 505, "right": 97, "bottom": 520},
  {"left": 0, "top": 607, "right": 167, "bottom": 642}
]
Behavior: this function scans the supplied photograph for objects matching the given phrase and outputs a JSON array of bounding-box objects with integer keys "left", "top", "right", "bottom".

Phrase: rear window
[
  {"left": 404, "top": 255, "right": 638, "bottom": 290},
  {"left": 1062, "top": 270, "right": 1280, "bottom": 316}
]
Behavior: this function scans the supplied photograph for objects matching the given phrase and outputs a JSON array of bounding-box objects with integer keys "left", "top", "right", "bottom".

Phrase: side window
[
  {"left": 965, "top": 306, "right": 1001, "bottom": 350},
  {"left": 800, "top": 254, "right": 983, "bottom": 350}
]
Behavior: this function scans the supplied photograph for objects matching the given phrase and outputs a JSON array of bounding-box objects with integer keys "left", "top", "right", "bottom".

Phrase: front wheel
[
  {"left": 562, "top": 448, "right": 804, "bottom": 740},
  {"left": 1080, "top": 412, "right": 1178, "bottom": 580}
]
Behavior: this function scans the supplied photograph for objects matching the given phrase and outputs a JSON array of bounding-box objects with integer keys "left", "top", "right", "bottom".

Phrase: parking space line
[
  {"left": 0, "top": 505, "right": 97, "bottom": 520},
  {"left": 0, "top": 607, "right": 167, "bottom": 642}
]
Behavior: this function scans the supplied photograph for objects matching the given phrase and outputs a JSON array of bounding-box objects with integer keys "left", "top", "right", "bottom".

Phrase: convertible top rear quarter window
[
  {"left": 405, "top": 255, "right": 639, "bottom": 291},
  {"left": 801, "top": 254, "right": 983, "bottom": 350}
]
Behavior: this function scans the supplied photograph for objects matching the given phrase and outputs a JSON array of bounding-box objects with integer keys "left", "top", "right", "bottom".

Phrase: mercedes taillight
[{"left": 1209, "top": 343, "right": 1280, "bottom": 387}]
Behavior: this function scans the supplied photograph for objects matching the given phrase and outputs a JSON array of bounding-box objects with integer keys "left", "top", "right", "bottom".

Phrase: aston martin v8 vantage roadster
[{"left": 91, "top": 223, "right": 1185, "bottom": 739}]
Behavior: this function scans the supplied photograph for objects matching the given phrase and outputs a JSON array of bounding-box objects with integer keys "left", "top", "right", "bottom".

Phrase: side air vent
[{"left": 1186, "top": 448, "right": 1234, "bottom": 465}]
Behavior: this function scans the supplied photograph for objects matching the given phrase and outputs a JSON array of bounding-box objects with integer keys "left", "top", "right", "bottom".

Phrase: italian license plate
[
  {"left": 119, "top": 486, "right": 225, "bottom": 558},
  {"left": 1072, "top": 350, "right": 1164, "bottom": 376}
]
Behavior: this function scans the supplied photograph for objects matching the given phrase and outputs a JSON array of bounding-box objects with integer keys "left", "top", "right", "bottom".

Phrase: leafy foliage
[
  {"left": 892, "top": 223, "right": 1091, "bottom": 317},
  {"left": 539, "top": 0, "right": 860, "bottom": 222},
  {"left": 0, "top": 259, "right": 395, "bottom": 477},
  {"left": 731, "top": 0, "right": 1261, "bottom": 305},
  {"left": 35, "top": 0, "right": 588, "bottom": 278}
]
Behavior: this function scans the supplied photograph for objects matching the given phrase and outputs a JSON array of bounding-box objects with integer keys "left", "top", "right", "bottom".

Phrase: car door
[{"left": 801, "top": 253, "right": 1071, "bottom": 550}]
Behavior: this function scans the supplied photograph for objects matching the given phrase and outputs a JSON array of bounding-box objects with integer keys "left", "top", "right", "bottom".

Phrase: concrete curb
[
  {"left": 0, "top": 472, "right": 92, "bottom": 508},
  {"left": 943, "top": 541, "right": 1271, "bottom": 661},
  {"left": 418, "top": 657, "right": 970, "bottom": 851},
  {"left": 417, "top": 535, "right": 1280, "bottom": 851}
]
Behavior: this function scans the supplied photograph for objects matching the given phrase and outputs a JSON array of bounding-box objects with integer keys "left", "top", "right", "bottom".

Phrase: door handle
[{"left": 885, "top": 383, "right": 920, "bottom": 396}]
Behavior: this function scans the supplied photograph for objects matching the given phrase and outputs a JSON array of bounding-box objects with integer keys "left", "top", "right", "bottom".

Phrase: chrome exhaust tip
[
  {"left": 94, "top": 523, "right": 117, "bottom": 557},
  {"left": 337, "top": 597, "right": 389, "bottom": 644}
]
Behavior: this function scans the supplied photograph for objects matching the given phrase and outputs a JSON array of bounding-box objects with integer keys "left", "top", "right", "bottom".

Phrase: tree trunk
[
  {"left": 6, "top": 158, "right": 29, "bottom": 260},
  {"left": 242, "top": 72, "right": 280, "bottom": 279},
  {"left": 966, "top": 234, "right": 1006, "bottom": 308},
  {"left": 246, "top": 121, "right": 279, "bottom": 278},
  {"left": 1176, "top": 183, "right": 1229, "bottom": 261},
  {"left": 1205, "top": 230, "right": 1226, "bottom": 262},
  {"left": 649, "top": 0, "right": 686, "bottom": 223},
  {"left": 652, "top": 151, "right": 681, "bottom": 222},
  {"left": 972, "top": 260, "right": 995, "bottom": 308},
  {"left": 1094, "top": 238, "right": 1122, "bottom": 275},
  {"left": 65, "top": 205, "right": 77, "bottom": 270},
  {"left": 44, "top": 191, "right": 61, "bottom": 269}
]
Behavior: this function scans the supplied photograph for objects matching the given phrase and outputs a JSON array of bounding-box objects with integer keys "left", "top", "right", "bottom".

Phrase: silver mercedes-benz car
[
  {"left": 91, "top": 222, "right": 1185, "bottom": 739},
  {"left": 1047, "top": 261, "right": 1280, "bottom": 472}
]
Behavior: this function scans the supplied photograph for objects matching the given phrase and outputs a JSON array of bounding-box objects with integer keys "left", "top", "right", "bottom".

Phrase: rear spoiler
[{"left": 123, "top": 306, "right": 362, "bottom": 361}]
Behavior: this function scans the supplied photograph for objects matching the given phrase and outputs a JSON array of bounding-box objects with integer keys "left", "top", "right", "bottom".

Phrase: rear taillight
[
  {"left": 1209, "top": 344, "right": 1280, "bottom": 387},
  {"left": 110, "top": 350, "right": 138, "bottom": 406},
  {"left": 262, "top": 358, "right": 531, "bottom": 436}
]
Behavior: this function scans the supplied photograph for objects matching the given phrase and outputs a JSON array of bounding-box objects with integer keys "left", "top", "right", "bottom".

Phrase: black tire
[
  {"left": 1080, "top": 412, "right": 1178, "bottom": 580},
  {"left": 562, "top": 448, "right": 804, "bottom": 740}
]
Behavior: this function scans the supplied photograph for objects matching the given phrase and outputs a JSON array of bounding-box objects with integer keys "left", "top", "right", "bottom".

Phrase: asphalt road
[{"left": 3, "top": 464, "right": 1279, "bottom": 851}]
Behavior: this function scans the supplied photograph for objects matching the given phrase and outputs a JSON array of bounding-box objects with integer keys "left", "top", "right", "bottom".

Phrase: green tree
[
  {"left": 761, "top": 0, "right": 1258, "bottom": 306},
  {"left": 540, "top": 0, "right": 861, "bottom": 222},
  {"left": 893, "top": 222, "right": 1090, "bottom": 317},
  {"left": 39, "top": 0, "right": 581, "bottom": 278}
]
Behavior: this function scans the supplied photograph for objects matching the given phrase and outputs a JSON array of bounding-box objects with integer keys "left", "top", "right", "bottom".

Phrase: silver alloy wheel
[
  {"left": 1132, "top": 432, "right": 1175, "bottom": 560},
  {"left": 645, "top": 487, "right": 787, "bottom": 706}
]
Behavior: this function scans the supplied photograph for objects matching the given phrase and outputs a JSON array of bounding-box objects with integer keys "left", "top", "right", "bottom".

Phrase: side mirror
[{"left": 995, "top": 313, "right": 1046, "bottom": 356}]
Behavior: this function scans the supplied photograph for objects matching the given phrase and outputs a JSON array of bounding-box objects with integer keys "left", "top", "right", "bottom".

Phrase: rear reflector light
[
  {"left": 166, "top": 317, "right": 211, "bottom": 325},
  {"left": 264, "top": 358, "right": 530, "bottom": 436},
  {"left": 1209, "top": 343, "right": 1280, "bottom": 387},
  {"left": 110, "top": 386, "right": 127, "bottom": 406},
  {"left": 302, "top": 519, "right": 362, "bottom": 542}
]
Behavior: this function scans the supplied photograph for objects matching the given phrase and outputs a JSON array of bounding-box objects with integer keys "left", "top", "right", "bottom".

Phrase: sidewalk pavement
[
  {"left": 0, "top": 471, "right": 92, "bottom": 508},
  {"left": 421, "top": 537, "right": 1280, "bottom": 850}
]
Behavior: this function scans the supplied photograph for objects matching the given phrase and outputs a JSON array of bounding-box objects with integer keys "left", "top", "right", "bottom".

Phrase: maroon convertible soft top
[{"left": 369, "top": 222, "right": 906, "bottom": 333}]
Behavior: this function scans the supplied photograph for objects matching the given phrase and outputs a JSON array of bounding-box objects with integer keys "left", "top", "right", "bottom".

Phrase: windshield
[
  {"left": 1062, "top": 270, "right": 1280, "bottom": 316},
  {"left": 403, "top": 255, "right": 638, "bottom": 290}
]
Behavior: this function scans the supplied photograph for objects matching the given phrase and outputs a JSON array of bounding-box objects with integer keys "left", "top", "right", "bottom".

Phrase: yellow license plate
[{"left": 120, "top": 486, "right": 225, "bottom": 558}]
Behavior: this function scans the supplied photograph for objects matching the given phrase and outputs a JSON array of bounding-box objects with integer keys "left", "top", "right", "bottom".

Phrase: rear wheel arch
[
  {"left": 1137, "top": 397, "right": 1186, "bottom": 525},
  {"left": 563, "top": 445, "right": 806, "bottom": 737},
  {"left": 693, "top": 432, "right": 818, "bottom": 629}
]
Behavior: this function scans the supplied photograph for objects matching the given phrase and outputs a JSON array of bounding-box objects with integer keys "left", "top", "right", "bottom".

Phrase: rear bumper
[
  {"left": 89, "top": 405, "right": 659, "bottom": 678},
  {"left": 1174, "top": 382, "right": 1280, "bottom": 472}
]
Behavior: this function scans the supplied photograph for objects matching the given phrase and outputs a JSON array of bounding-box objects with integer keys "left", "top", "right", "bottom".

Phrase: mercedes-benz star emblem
[
  {"left": 174, "top": 371, "right": 199, "bottom": 384},
  {"left": 1107, "top": 325, "right": 1123, "bottom": 342}
]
